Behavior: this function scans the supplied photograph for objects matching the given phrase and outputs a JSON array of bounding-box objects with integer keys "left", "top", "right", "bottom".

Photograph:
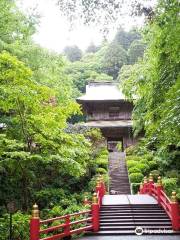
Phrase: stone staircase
[
  {"left": 98, "top": 204, "right": 175, "bottom": 235},
  {"left": 109, "top": 152, "right": 130, "bottom": 194}
]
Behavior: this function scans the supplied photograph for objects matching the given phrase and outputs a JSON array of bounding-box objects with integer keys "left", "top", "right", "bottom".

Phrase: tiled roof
[{"left": 77, "top": 82, "right": 125, "bottom": 101}]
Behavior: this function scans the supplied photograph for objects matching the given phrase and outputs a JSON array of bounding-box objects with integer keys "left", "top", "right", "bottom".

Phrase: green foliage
[
  {"left": 96, "top": 167, "right": 107, "bottom": 174},
  {"left": 148, "top": 161, "right": 158, "bottom": 170},
  {"left": 131, "top": 183, "right": 141, "bottom": 194},
  {"left": 63, "top": 45, "right": 82, "bottom": 62},
  {"left": 166, "top": 170, "right": 179, "bottom": 179},
  {"left": 135, "top": 163, "right": 149, "bottom": 175},
  {"left": 162, "top": 178, "right": 178, "bottom": 197},
  {"left": 128, "top": 40, "right": 146, "bottom": 64},
  {"left": 128, "top": 167, "right": 142, "bottom": 174},
  {"left": 0, "top": 212, "right": 30, "bottom": 240},
  {"left": 121, "top": 0, "right": 180, "bottom": 153},
  {"left": 129, "top": 173, "right": 144, "bottom": 183},
  {"left": 127, "top": 160, "right": 137, "bottom": 168},
  {"left": 150, "top": 170, "right": 160, "bottom": 182},
  {"left": 102, "top": 42, "right": 128, "bottom": 79}
]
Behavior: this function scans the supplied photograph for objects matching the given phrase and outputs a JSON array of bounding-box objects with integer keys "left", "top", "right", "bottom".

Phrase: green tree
[
  {"left": 120, "top": 0, "right": 180, "bottom": 168},
  {"left": 63, "top": 45, "right": 82, "bottom": 62},
  {"left": 113, "top": 28, "right": 141, "bottom": 50},
  {"left": 128, "top": 40, "right": 146, "bottom": 64},
  {"left": 102, "top": 42, "right": 128, "bottom": 79}
]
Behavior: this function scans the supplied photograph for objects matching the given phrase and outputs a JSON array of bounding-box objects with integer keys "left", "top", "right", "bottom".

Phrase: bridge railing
[
  {"left": 139, "top": 174, "right": 180, "bottom": 231},
  {"left": 30, "top": 176, "right": 106, "bottom": 240}
]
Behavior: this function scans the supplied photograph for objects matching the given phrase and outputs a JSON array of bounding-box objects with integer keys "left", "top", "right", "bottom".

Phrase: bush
[
  {"left": 166, "top": 170, "right": 179, "bottom": 179},
  {"left": 148, "top": 160, "right": 158, "bottom": 170},
  {"left": 35, "top": 188, "right": 66, "bottom": 208},
  {"left": 131, "top": 183, "right": 141, "bottom": 194},
  {"left": 126, "top": 156, "right": 143, "bottom": 162},
  {"left": 143, "top": 153, "right": 154, "bottom": 161},
  {"left": 0, "top": 212, "right": 30, "bottom": 240},
  {"left": 176, "top": 188, "right": 180, "bottom": 202},
  {"left": 127, "top": 160, "right": 137, "bottom": 168},
  {"left": 129, "top": 173, "right": 144, "bottom": 183},
  {"left": 128, "top": 167, "right": 142, "bottom": 174},
  {"left": 150, "top": 170, "right": 160, "bottom": 182},
  {"left": 96, "top": 158, "right": 108, "bottom": 169},
  {"left": 135, "top": 163, "right": 150, "bottom": 174},
  {"left": 125, "top": 145, "right": 137, "bottom": 155},
  {"left": 162, "top": 178, "right": 178, "bottom": 196},
  {"left": 96, "top": 168, "right": 107, "bottom": 174}
]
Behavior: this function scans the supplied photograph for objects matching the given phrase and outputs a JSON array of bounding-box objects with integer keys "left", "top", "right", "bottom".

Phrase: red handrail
[
  {"left": 139, "top": 177, "right": 180, "bottom": 231},
  {"left": 30, "top": 179, "right": 106, "bottom": 240}
]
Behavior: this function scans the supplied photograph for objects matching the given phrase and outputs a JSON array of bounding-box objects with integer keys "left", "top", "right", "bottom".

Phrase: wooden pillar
[
  {"left": 30, "top": 204, "right": 40, "bottom": 240},
  {"left": 91, "top": 193, "right": 99, "bottom": 232},
  {"left": 170, "top": 192, "right": 179, "bottom": 231},
  {"left": 156, "top": 176, "right": 163, "bottom": 205}
]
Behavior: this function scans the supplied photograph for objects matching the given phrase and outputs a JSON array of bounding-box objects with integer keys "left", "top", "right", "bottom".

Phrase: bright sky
[{"left": 17, "top": 0, "right": 152, "bottom": 53}]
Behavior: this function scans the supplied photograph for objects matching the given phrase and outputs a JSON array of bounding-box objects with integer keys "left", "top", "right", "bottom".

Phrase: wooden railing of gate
[
  {"left": 30, "top": 177, "right": 106, "bottom": 240},
  {"left": 139, "top": 174, "right": 180, "bottom": 231}
]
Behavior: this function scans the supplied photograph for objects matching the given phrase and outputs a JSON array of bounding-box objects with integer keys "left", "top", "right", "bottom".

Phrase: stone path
[{"left": 109, "top": 152, "right": 130, "bottom": 194}]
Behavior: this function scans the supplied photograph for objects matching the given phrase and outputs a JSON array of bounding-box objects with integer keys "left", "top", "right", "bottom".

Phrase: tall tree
[
  {"left": 63, "top": 45, "right": 82, "bottom": 62},
  {"left": 128, "top": 40, "right": 146, "bottom": 64},
  {"left": 102, "top": 41, "right": 128, "bottom": 79}
]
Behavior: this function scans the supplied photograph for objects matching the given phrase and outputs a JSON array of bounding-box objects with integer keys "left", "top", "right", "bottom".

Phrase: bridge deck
[{"left": 102, "top": 194, "right": 158, "bottom": 205}]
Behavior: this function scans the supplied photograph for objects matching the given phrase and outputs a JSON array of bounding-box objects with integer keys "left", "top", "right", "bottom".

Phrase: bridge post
[
  {"left": 92, "top": 193, "right": 99, "bottom": 232},
  {"left": 156, "top": 176, "right": 163, "bottom": 205},
  {"left": 170, "top": 192, "right": 179, "bottom": 231},
  {"left": 96, "top": 178, "right": 102, "bottom": 205},
  {"left": 148, "top": 174, "right": 154, "bottom": 195},
  {"left": 139, "top": 182, "right": 144, "bottom": 194},
  {"left": 143, "top": 177, "right": 148, "bottom": 193},
  {"left": 64, "top": 215, "right": 71, "bottom": 236},
  {"left": 30, "top": 204, "right": 40, "bottom": 240}
]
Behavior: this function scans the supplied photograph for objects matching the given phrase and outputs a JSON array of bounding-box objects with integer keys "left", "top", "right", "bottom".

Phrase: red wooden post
[
  {"left": 64, "top": 215, "right": 71, "bottom": 236},
  {"left": 96, "top": 179, "right": 102, "bottom": 205},
  {"left": 170, "top": 192, "right": 179, "bottom": 231},
  {"left": 30, "top": 204, "right": 40, "bottom": 240},
  {"left": 91, "top": 193, "right": 99, "bottom": 232},
  {"left": 143, "top": 177, "right": 148, "bottom": 194},
  {"left": 139, "top": 182, "right": 144, "bottom": 194},
  {"left": 148, "top": 173, "right": 154, "bottom": 195},
  {"left": 156, "top": 176, "right": 163, "bottom": 205}
]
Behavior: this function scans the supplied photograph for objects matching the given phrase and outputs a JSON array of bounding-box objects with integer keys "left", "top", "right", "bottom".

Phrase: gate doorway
[{"left": 107, "top": 137, "right": 124, "bottom": 152}]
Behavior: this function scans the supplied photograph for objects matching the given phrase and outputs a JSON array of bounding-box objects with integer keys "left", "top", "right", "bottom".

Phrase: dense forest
[{"left": 0, "top": 0, "right": 179, "bottom": 239}]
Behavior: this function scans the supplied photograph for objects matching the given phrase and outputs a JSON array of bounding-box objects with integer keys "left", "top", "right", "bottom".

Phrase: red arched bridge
[{"left": 30, "top": 175, "right": 180, "bottom": 239}]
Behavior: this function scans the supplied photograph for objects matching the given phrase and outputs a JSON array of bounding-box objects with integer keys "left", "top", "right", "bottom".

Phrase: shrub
[
  {"left": 176, "top": 188, "right": 180, "bottom": 202},
  {"left": 135, "top": 163, "right": 150, "bottom": 174},
  {"left": 128, "top": 167, "right": 142, "bottom": 174},
  {"left": 166, "top": 170, "right": 179, "bottom": 179},
  {"left": 162, "top": 178, "right": 178, "bottom": 197},
  {"left": 131, "top": 183, "right": 141, "bottom": 194},
  {"left": 96, "top": 158, "right": 108, "bottom": 169},
  {"left": 143, "top": 153, "right": 154, "bottom": 161},
  {"left": 139, "top": 159, "right": 149, "bottom": 165},
  {"left": 35, "top": 188, "right": 66, "bottom": 208},
  {"left": 0, "top": 212, "right": 30, "bottom": 240},
  {"left": 127, "top": 160, "right": 137, "bottom": 168},
  {"left": 126, "top": 156, "right": 143, "bottom": 162},
  {"left": 125, "top": 145, "right": 137, "bottom": 155},
  {"left": 96, "top": 168, "right": 107, "bottom": 174},
  {"left": 148, "top": 160, "right": 158, "bottom": 170},
  {"left": 129, "top": 173, "right": 144, "bottom": 183},
  {"left": 150, "top": 170, "right": 160, "bottom": 182}
]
